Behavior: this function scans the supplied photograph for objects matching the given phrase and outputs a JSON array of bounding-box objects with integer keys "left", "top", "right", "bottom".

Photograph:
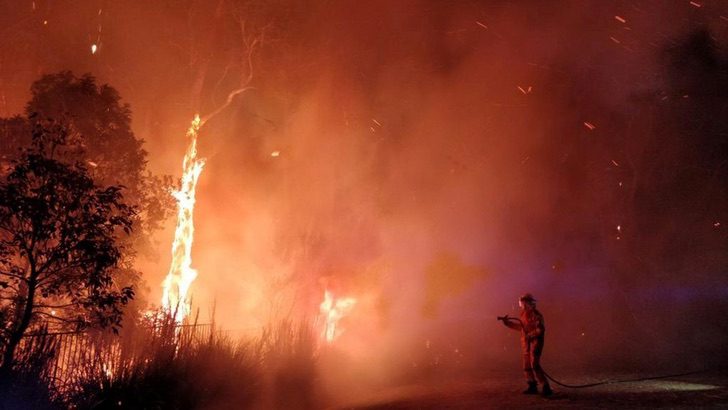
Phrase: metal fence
[{"left": 15, "top": 323, "right": 214, "bottom": 392}]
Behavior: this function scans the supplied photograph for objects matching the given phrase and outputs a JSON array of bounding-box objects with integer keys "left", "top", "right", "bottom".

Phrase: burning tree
[
  {"left": 0, "top": 120, "right": 135, "bottom": 372},
  {"left": 161, "top": 115, "right": 205, "bottom": 323},
  {"left": 161, "top": 6, "right": 261, "bottom": 323}
]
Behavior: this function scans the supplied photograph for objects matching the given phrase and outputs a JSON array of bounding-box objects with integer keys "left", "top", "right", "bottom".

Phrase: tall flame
[
  {"left": 319, "top": 289, "right": 357, "bottom": 343},
  {"left": 162, "top": 115, "right": 205, "bottom": 323}
]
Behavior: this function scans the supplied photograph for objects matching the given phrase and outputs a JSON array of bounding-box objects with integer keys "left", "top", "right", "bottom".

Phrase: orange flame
[
  {"left": 319, "top": 289, "right": 356, "bottom": 343},
  {"left": 162, "top": 115, "right": 205, "bottom": 323}
]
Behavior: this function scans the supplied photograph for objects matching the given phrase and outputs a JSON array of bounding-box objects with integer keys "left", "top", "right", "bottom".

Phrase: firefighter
[{"left": 501, "top": 293, "right": 553, "bottom": 396}]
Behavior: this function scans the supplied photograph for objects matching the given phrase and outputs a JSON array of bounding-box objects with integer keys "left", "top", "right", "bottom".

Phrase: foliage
[
  {"left": 26, "top": 72, "right": 145, "bottom": 189},
  {"left": 0, "top": 120, "right": 135, "bottom": 371},
  {"left": 1, "top": 71, "right": 173, "bottom": 272}
]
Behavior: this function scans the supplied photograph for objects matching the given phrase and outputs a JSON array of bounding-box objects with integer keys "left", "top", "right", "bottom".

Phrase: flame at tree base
[
  {"left": 320, "top": 289, "right": 357, "bottom": 343},
  {"left": 162, "top": 115, "right": 205, "bottom": 323}
]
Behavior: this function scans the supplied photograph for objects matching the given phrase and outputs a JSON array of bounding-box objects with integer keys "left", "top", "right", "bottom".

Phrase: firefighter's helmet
[{"left": 519, "top": 293, "right": 536, "bottom": 305}]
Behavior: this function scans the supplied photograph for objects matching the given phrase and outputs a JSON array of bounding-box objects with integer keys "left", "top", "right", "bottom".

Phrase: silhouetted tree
[
  {"left": 0, "top": 119, "right": 135, "bottom": 372},
  {"left": 0, "top": 72, "right": 173, "bottom": 316},
  {"left": 23, "top": 71, "right": 173, "bottom": 257}
]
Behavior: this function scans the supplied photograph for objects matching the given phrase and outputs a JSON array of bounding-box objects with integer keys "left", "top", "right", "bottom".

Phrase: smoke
[{"left": 1, "top": 0, "right": 727, "bottom": 396}]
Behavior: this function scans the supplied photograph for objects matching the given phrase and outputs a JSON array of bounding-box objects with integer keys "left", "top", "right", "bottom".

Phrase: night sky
[{"left": 1, "top": 0, "right": 727, "bottom": 377}]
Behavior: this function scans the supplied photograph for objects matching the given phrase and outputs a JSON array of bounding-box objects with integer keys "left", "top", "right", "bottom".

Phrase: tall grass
[
  {"left": 0, "top": 331, "right": 59, "bottom": 410},
  {"left": 257, "top": 320, "right": 319, "bottom": 410},
  {"left": 1, "top": 310, "right": 320, "bottom": 409},
  {"left": 58, "top": 314, "right": 319, "bottom": 410}
]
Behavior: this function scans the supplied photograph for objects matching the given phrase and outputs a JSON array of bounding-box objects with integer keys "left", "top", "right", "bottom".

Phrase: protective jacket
[{"left": 503, "top": 308, "right": 547, "bottom": 385}]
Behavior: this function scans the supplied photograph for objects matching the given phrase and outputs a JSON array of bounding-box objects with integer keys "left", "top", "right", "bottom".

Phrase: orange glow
[
  {"left": 319, "top": 289, "right": 356, "bottom": 343},
  {"left": 161, "top": 114, "right": 205, "bottom": 323}
]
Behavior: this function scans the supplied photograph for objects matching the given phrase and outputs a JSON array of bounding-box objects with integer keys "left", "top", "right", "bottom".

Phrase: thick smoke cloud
[{"left": 1, "top": 0, "right": 727, "bottom": 385}]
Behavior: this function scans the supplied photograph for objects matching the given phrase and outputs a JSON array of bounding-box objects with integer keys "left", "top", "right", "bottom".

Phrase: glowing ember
[
  {"left": 517, "top": 85, "right": 533, "bottom": 95},
  {"left": 319, "top": 289, "right": 356, "bottom": 343},
  {"left": 161, "top": 114, "right": 206, "bottom": 323}
]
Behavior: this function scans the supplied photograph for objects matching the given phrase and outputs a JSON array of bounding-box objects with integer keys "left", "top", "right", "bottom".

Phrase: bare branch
[
  {"left": 34, "top": 302, "right": 76, "bottom": 309},
  {"left": 198, "top": 12, "right": 262, "bottom": 127},
  {"left": 0, "top": 270, "right": 25, "bottom": 281},
  {"left": 33, "top": 310, "right": 79, "bottom": 324}
]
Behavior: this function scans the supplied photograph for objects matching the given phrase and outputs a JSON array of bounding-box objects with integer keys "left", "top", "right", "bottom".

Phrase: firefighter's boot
[
  {"left": 541, "top": 383, "right": 553, "bottom": 397},
  {"left": 522, "top": 381, "right": 538, "bottom": 394}
]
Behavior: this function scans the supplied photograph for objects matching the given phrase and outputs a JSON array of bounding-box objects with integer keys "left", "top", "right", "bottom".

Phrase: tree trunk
[{"left": 1, "top": 273, "right": 37, "bottom": 372}]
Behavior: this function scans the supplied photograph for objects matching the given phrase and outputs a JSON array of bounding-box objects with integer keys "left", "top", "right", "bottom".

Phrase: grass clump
[{"left": 61, "top": 315, "right": 318, "bottom": 409}]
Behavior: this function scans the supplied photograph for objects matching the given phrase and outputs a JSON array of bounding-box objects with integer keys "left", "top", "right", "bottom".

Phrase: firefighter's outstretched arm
[{"left": 498, "top": 315, "right": 522, "bottom": 331}]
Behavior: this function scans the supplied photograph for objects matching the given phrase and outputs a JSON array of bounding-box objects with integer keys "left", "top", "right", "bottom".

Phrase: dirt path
[{"left": 338, "top": 371, "right": 728, "bottom": 409}]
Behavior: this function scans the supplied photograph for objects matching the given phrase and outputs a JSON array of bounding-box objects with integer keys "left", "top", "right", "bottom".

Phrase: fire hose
[{"left": 496, "top": 316, "right": 712, "bottom": 388}]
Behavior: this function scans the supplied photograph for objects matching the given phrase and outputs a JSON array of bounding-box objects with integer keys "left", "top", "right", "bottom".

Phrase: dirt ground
[{"left": 337, "top": 370, "right": 728, "bottom": 409}]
